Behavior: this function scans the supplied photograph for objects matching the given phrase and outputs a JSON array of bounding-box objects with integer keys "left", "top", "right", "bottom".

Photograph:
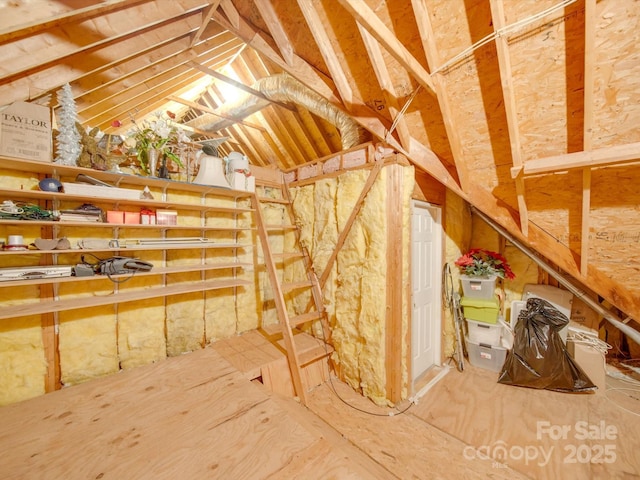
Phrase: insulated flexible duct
[{"left": 186, "top": 73, "right": 368, "bottom": 150}]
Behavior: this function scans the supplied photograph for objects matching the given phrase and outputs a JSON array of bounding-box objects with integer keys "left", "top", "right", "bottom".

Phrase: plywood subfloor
[
  {"left": 306, "top": 364, "right": 640, "bottom": 480},
  {"left": 2, "top": 334, "right": 637, "bottom": 480},
  {"left": 0, "top": 346, "right": 387, "bottom": 480}
]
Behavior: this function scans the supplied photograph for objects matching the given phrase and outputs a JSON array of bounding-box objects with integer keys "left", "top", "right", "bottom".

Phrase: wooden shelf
[
  {"left": 0, "top": 278, "right": 252, "bottom": 320},
  {"left": 0, "top": 262, "right": 252, "bottom": 287},
  {"left": 0, "top": 156, "right": 254, "bottom": 199},
  {"left": 0, "top": 243, "right": 251, "bottom": 257},
  {"left": 0, "top": 219, "right": 254, "bottom": 230},
  {"left": 0, "top": 187, "right": 254, "bottom": 214}
]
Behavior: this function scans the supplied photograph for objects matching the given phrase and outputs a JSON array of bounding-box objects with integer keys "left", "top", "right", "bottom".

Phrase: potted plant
[
  {"left": 455, "top": 248, "right": 515, "bottom": 299},
  {"left": 118, "top": 111, "right": 188, "bottom": 177}
]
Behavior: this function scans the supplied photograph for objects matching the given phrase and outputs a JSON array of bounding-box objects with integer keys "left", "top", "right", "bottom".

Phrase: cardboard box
[
  {"left": 0, "top": 101, "right": 52, "bottom": 162},
  {"left": 107, "top": 211, "right": 124, "bottom": 224},
  {"left": 124, "top": 212, "right": 140, "bottom": 224},
  {"left": 567, "top": 339, "right": 606, "bottom": 393},
  {"left": 156, "top": 209, "right": 177, "bottom": 225}
]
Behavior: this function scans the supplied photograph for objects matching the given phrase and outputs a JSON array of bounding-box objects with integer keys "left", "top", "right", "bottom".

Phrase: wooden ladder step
[
  {"left": 262, "top": 311, "right": 324, "bottom": 335},
  {"left": 298, "top": 342, "right": 334, "bottom": 367}
]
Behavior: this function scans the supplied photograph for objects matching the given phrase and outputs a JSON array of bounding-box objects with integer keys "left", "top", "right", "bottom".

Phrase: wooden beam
[
  {"left": 489, "top": 0, "right": 529, "bottom": 237},
  {"left": 512, "top": 142, "right": 640, "bottom": 177},
  {"left": 336, "top": 0, "right": 436, "bottom": 96},
  {"left": 188, "top": 60, "right": 297, "bottom": 112},
  {"left": 211, "top": 6, "right": 463, "bottom": 196},
  {"left": 410, "top": 0, "right": 469, "bottom": 192},
  {"left": 0, "top": 3, "right": 204, "bottom": 86},
  {"left": 0, "top": 0, "right": 150, "bottom": 43},
  {"left": 190, "top": 0, "right": 222, "bottom": 47},
  {"left": 220, "top": 0, "right": 240, "bottom": 29},
  {"left": 357, "top": 24, "right": 412, "bottom": 150},
  {"left": 167, "top": 94, "right": 267, "bottom": 131},
  {"left": 385, "top": 163, "right": 404, "bottom": 404},
  {"left": 296, "top": 0, "right": 354, "bottom": 107},
  {"left": 254, "top": 0, "right": 295, "bottom": 66},
  {"left": 580, "top": 0, "right": 597, "bottom": 277}
]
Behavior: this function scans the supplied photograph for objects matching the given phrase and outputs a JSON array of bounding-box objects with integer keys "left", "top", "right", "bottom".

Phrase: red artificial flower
[
  {"left": 455, "top": 248, "right": 515, "bottom": 280},
  {"left": 166, "top": 111, "right": 176, "bottom": 119},
  {"left": 111, "top": 119, "right": 122, "bottom": 128}
]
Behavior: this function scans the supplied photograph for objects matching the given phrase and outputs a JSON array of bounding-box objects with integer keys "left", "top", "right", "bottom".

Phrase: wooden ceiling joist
[{"left": 512, "top": 142, "right": 640, "bottom": 177}]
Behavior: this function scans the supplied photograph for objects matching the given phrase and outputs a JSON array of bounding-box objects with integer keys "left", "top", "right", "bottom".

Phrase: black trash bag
[{"left": 498, "top": 297, "right": 596, "bottom": 393}]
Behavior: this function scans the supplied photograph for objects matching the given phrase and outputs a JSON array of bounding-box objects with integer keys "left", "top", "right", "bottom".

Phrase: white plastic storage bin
[
  {"left": 465, "top": 336, "right": 508, "bottom": 372},
  {"left": 460, "top": 275, "right": 497, "bottom": 300},
  {"left": 466, "top": 318, "right": 502, "bottom": 347}
]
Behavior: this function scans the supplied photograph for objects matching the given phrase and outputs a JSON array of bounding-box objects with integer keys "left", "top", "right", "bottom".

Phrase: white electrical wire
[
  {"left": 384, "top": 85, "right": 422, "bottom": 143},
  {"left": 432, "top": 0, "right": 578, "bottom": 74},
  {"left": 566, "top": 329, "right": 612, "bottom": 356}
]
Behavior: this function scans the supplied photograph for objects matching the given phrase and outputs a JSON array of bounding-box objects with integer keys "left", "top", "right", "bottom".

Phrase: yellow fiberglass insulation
[
  {"left": 338, "top": 170, "right": 387, "bottom": 404},
  {"left": 291, "top": 166, "right": 408, "bottom": 406},
  {"left": 117, "top": 299, "right": 166, "bottom": 369},
  {"left": 58, "top": 308, "right": 119, "bottom": 385},
  {"left": 0, "top": 315, "right": 46, "bottom": 406}
]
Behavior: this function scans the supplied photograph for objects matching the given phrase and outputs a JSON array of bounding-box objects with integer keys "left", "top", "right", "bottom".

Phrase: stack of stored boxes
[{"left": 460, "top": 275, "right": 507, "bottom": 372}]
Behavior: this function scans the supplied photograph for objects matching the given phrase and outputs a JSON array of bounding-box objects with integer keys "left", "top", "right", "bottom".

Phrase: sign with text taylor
[{"left": 0, "top": 101, "right": 52, "bottom": 162}]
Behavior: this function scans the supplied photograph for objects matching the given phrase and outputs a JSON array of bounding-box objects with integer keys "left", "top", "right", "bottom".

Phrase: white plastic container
[
  {"left": 466, "top": 318, "right": 502, "bottom": 347},
  {"left": 465, "top": 335, "right": 508, "bottom": 372},
  {"left": 460, "top": 275, "right": 497, "bottom": 300}
]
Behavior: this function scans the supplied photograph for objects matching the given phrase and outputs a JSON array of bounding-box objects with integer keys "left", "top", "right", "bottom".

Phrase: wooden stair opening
[{"left": 251, "top": 182, "right": 333, "bottom": 406}]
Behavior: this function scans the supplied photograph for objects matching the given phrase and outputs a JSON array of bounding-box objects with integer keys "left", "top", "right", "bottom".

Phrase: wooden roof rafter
[
  {"left": 98, "top": 68, "right": 214, "bottom": 132},
  {"left": 356, "top": 24, "right": 412, "bottom": 151},
  {"left": 211, "top": 3, "right": 463, "bottom": 194},
  {"left": 296, "top": 0, "right": 354, "bottom": 108},
  {"left": 189, "top": 0, "right": 223, "bottom": 48},
  {"left": 410, "top": 0, "right": 470, "bottom": 193},
  {"left": 336, "top": 0, "right": 436, "bottom": 96},
  {"left": 489, "top": 0, "right": 529, "bottom": 237},
  {"left": 253, "top": 0, "right": 295, "bottom": 66},
  {"left": 87, "top": 49, "right": 234, "bottom": 129},
  {"left": 0, "top": 2, "right": 205, "bottom": 87},
  {"left": 0, "top": 0, "right": 152, "bottom": 43},
  {"left": 68, "top": 22, "right": 237, "bottom": 109},
  {"left": 188, "top": 60, "right": 297, "bottom": 112}
]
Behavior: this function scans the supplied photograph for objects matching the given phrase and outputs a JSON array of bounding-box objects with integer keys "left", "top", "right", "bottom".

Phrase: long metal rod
[{"left": 471, "top": 207, "right": 640, "bottom": 346}]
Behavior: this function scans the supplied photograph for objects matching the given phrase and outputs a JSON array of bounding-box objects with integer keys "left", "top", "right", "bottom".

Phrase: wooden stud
[{"left": 385, "top": 163, "right": 404, "bottom": 403}]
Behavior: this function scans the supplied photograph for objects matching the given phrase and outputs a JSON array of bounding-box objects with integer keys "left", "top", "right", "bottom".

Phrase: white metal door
[{"left": 411, "top": 201, "right": 442, "bottom": 380}]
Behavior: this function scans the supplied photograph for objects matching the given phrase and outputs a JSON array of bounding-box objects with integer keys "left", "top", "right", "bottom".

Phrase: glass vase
[{"left": 147, "top": 148, "right": 158, "bottom": 177}]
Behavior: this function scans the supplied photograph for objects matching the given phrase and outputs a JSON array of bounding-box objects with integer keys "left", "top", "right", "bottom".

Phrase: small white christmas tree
[{"left": 54, "top": 83, "right": 81, "bottom": 165}]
